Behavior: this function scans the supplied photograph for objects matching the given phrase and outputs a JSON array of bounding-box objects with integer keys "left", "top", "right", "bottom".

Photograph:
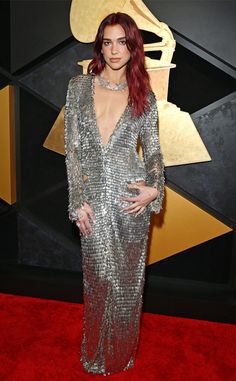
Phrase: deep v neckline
[{"left": 91, "top": 74, "right": 129, "bottom": 149}]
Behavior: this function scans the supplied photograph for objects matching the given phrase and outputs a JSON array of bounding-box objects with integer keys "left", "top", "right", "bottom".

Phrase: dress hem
[{"left": 80, "top": 356, "right": 135, "bottom": 376}]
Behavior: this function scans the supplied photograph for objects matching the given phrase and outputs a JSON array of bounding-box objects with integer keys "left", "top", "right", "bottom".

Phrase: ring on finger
[{"left": 77, "top": 211, "right": 84, "bottom": 220}]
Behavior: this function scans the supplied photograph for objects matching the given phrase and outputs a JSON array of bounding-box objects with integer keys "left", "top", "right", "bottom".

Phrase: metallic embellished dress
[{"left": 64, "top": 74, "right": 165, "bottom": 376}]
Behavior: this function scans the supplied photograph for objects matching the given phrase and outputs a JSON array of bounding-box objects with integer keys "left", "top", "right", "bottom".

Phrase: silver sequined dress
[{"left": 64, "top": 74, "right": 165, "bottom": 376}]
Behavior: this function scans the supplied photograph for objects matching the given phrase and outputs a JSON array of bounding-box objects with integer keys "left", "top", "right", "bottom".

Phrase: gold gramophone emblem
[{"left": 44, "top": 0, "right": 211, "bottom": 167}]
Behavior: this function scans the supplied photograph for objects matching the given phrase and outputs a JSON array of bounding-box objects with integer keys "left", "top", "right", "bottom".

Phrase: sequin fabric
[{"left": 64, "top": 74, "right": 165, "bottom": 376}]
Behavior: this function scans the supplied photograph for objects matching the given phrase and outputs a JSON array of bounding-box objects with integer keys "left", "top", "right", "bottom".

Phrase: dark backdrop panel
[
  {"left": 167, "top": 43, "right": 236, "bottom": 114},
  {"left": 18, "top": 211, "right": 82, "bottom": 272},
  {"left": 166, "top": 92, "right": 236, "bottom": 225},
  {"left": 0, "top": 72, "right": 9, "bottom": 89},
  {"left": 147, "top": 232, "right": 233, "bottom": 284},
  {"left": 145, "top": 0, "right": 236, "bottom": 68},
  {"left": 0, "top": 1, "right": 10, "bottom": 71},
  {"left": 19, "top": 42, "right": 91, "bottom": 109},
  {"left": 10, "top": 0, "right": 71, "bottom": 73},
  {"left": 18, "top": 88, "right": 65, "bottom": 201}
]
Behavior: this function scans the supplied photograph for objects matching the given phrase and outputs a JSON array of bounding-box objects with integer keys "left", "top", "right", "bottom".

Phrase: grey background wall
[{"left": 146, "top": 0, "right": 236, "bottom": 68}]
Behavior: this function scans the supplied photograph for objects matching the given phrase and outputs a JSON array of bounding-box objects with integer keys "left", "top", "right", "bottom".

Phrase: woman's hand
[
  {"left": 75, "top": 201, "right": 96, "bottom": 236},
  {"left": 120, "top": 183, "right": 159, "bottom": 216}
]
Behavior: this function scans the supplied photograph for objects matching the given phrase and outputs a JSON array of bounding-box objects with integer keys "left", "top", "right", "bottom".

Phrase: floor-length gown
[{"left": 64, "top": 74, "right": 165, "bottom": 375}]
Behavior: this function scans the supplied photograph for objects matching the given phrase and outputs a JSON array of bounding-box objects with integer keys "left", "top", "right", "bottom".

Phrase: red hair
[{"left": 87, "top": 12, "right": 151, "bottom": 117}]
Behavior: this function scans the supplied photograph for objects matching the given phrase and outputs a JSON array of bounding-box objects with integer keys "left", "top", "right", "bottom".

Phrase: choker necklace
[{"left": 98, "top": 74, "right": 128, "bottom": 92}]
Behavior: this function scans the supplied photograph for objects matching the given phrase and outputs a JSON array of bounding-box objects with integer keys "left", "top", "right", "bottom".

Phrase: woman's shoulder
[
  {"left": 67, "top": 73, "right": 93, "bottom": 90},
  {"left": 142, "top": 89, "right": 157, "bottom": 117},
  {"left": 147, "top": 89, "right": 157, "bottom": 106}
]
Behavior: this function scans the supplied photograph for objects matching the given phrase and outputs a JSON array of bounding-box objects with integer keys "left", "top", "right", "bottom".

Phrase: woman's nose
[{"left": 111, "top": 43, "right": 118, "bottom": 55}]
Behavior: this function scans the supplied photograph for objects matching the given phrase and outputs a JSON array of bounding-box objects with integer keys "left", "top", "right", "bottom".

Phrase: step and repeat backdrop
[{"left": 1, "top": 1, "right": 236, "bottom": 312}]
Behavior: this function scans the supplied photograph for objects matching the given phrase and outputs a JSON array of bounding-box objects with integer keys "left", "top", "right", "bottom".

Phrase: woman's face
[{"left": 101, "top": 24, "right": 131, "bottom": 71}]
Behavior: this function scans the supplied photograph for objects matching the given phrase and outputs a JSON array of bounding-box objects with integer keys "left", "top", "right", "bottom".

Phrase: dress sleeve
[
  {"left": 139, "top": 91, "right": 165, "bottom": 214},
  {"left": 64, "top": 77, "right": 85, "bottom": 222}
]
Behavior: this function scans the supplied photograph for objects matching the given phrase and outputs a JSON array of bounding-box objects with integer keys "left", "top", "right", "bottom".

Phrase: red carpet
[{"left": 0, "top": 292, "right": 236, "bottom": 381}]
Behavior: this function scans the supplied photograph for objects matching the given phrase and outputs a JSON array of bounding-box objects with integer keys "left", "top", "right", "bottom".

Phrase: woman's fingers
[
  {"left": 77, "top": 218, "right": 91, "bottom": 236},
  {"left": 121, "top": 186, "right": 151, "bottom": 211},
  {"left": 122, "top": 202, "right": 146, "bottom": 213},
  {"left": 135, "top": 206, "right": 145, "bottom": 216},
  {"left": 121, "top": 184, "right": 158, "bottom": 213},
  {"left": 84, "top": 222, "right": 92, "bottom": 235},
  {"left": 120, "top": 195, "right": 138, "bottom": 202},
  {"left": 128, "top": 206, "right": 141, "bottom": 214},
  {"left": 86, "top": 205, "right": 96, "bottom": 224},
  {"left": 127, "top": 183, "right": 145, "bottom": 189},
  {"left": 122, "top": 203, "right": 139, "bottom": 212},
  {"left": 75, "top": 202, "right": 95, "bottom": 236}
]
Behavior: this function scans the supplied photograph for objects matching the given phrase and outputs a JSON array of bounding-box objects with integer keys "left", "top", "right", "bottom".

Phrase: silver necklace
[{"left": 98, "top": 74, "right": 128, "bottom": 92}]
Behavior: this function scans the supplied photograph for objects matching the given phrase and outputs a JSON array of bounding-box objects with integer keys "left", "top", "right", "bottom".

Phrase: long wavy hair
[{"left": 87, "top": 12, "right": 151, "bottom": 117}]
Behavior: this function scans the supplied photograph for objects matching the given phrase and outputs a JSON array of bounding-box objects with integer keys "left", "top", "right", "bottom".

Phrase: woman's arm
[
  {"left": 64, "top": 77, "right": 85, "bottom": 221},
  {"left": 139, "top": 91, "right": 165, "bottom": 214}
]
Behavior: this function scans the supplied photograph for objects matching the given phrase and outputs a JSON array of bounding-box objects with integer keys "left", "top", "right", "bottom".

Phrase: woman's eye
[
  {"left": 119, "top": 40, "right": 126, "bottom": 45},
  {"left": 103, "top": 41, "right": 110, "bottom": 46}
]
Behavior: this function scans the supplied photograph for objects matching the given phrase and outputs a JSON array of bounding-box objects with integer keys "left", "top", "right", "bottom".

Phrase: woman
[{"left": 64, "top": 12, "right": 165, "bottom": 376}]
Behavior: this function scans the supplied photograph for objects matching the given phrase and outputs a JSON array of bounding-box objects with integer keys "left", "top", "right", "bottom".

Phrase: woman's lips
[{"left": 110, "top": 58, "right": 121, "bottom": 63}]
